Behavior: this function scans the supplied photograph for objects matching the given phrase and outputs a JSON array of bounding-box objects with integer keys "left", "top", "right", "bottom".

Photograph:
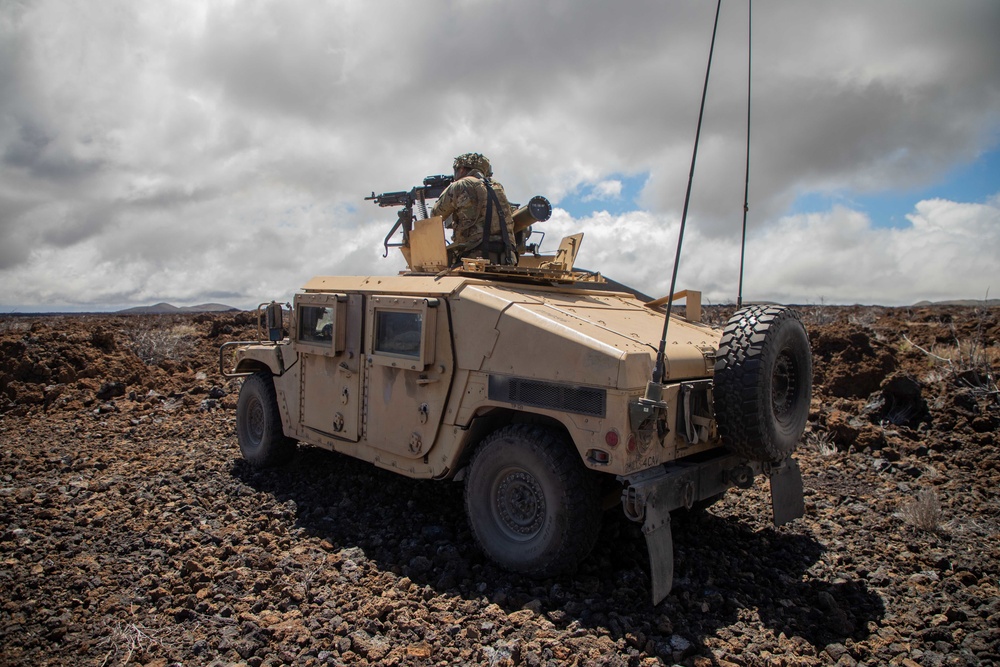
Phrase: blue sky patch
[
  {"left": 790, "top": 146, "right": 1000, "bottom": 228},
  {"left": 558, "top": 172, "right": 649, "bottom": 217}
]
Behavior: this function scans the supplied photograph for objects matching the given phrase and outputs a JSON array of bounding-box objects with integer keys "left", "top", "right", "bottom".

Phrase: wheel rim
[
  {"left": 772, "top": 347, "right": 798, "bottom": 424},
  {"left": 246, "top": 397, "right": 265, "bottom": 447},
  {"left": 492, "top": 467, "right": 545, "bottom": 541}
]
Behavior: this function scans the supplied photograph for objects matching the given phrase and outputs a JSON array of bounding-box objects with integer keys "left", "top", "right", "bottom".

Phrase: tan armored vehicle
[{"left": 221, "top": 180, "right": 811, "bottom": 603}]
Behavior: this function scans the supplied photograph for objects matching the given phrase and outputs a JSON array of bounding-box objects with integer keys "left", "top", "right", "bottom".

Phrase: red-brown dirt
[{"left": 1, "top": 305, "right": 998, "bottom": 666}]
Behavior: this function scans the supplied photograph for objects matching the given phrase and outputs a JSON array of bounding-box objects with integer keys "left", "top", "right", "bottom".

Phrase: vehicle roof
[
  {"left": 455, "top": 282, "right": 718, "bottom": 385},
  {"left": 301, "top": 273, "right": 718, "bottom": 386},
  {"left": 302, "top": 274, "right": 470, "bottom": 295},
  {"left": 301, "top": 273, "right": 638, "bottom": 300}
]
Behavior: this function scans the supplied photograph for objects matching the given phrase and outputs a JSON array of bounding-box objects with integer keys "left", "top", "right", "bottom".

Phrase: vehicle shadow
[{"left": 232, "top": 446, "right": 884, "bottom": 652}]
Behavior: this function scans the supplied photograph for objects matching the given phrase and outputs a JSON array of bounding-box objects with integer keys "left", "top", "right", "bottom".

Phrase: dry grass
[
  {"left": 798, "top": 298, "right": 840, "bottom": 326},
  {"left": 903, "top": 308, "right": 999, "bottom": 405},
  {"left": 98, "top": 619, "right": 161, "bottom": 667},
  {"left": 928, "top": 338, "right": 1000, "bottom": 375},
  {"left": 124, "top": 320, "right": 199, "bottom": 365},
  {"left": 847, "top": 310, "right": 881, "bottom": 329},
  {"left": 898, "top": 488, "right": 943, "bottom": 533},
  {"left": 0, "top": 317, "right": 31, "bottom": 334},
  {"left": 807, "top": 430, "right": 839, "bottom": 456},
  {"left": 880, "top": 399, "right": 921, "bottom": 428}
]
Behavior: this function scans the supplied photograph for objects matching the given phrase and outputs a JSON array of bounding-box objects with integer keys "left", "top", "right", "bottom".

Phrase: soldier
[{"left": 432, "top": 152, "right": 516, "bottom": 265}]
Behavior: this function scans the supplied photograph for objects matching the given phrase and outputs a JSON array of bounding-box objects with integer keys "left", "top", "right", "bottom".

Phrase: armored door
[
  {"left": 363, "top": 295, "right": 453, "bottom": 459},
  {"left": 296, "top": 293, "right": 364, "bottom": 441}
]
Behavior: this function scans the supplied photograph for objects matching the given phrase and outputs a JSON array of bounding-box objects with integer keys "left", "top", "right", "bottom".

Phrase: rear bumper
[{"left": 619, "top": 453, "right": 804, "bottom": 604}]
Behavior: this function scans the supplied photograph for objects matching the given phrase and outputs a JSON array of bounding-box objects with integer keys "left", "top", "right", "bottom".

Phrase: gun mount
[
  {"left": 367, "top": 174, "right": 455, "bottom": 256},
  {"left": 365, "top": 176, "right": 588, "bottom": 283}
]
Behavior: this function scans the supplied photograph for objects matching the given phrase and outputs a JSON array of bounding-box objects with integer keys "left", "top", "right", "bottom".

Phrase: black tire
[
  {"left": 236, "top": 372, "right": 296, "bottom": 467},
  {"left": 713, "top": 305, "right": 812, "bottom": 463},
  {"left": 465, "top": 424, "right": 600, "bottom": 577}
]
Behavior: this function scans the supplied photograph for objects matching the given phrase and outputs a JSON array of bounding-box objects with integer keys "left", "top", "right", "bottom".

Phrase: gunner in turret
[{"left": 432, "top": 152, "right": 517, "bottom": 266}]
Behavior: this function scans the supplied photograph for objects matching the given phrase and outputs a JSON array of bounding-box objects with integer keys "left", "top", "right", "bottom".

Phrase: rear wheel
[
  {"left": 714, "top": 305, "right": 812, "bottom": 463},
  {"left": 236, "top": 372, "right": 296, "bottom": 467},
  {"left": 465, "top": 425, "right": 600, "bottom": 577}
]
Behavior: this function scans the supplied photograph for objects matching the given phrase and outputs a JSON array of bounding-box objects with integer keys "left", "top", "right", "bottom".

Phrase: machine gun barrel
[
  {"left": 368, "top": 175, "right": 456, "bottom": 256},
  {"left": 365, "top": 190, "right": 411, "bottom": 208},
  {"left": 366, "top": 175, "right": 455, "bottom": 209}
]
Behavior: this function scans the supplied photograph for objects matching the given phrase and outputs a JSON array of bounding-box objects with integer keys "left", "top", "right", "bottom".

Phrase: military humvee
[{"left": 221, "top": 182, "right": 811, "bottom": 603}]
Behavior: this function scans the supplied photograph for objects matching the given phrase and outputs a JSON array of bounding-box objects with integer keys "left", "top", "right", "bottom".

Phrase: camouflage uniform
[{"left": 432, "top": 153, "right": 516, "bottom": 265}]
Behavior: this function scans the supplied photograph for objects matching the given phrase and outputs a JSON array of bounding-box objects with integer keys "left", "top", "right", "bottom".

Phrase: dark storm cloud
[
  {"left": 3, "top": 117, "right": 106, "bottom": 183},
  {"left": 0, "top": 0, "right": 998, "bottom": 309},
  {"left": 177, "top": 3, "right": 354, "bottom": 121}
]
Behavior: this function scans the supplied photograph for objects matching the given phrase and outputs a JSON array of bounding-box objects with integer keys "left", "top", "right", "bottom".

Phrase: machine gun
[
  {"left": 368, "top": 174, "right": 554, "bottom": 261},
  {"left": 366, "top": 175, "right": 454, "bottom": 257}
]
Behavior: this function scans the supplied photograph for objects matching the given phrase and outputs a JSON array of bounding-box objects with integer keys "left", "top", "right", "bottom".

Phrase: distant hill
[
  {"left": 116, "top": 302, "right": 240, "bottom": 314},
  {"left": 911, "top": 299, "right": 1000, "bottom": 307}
]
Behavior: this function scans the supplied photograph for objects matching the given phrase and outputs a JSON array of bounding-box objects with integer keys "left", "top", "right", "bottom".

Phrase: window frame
[
  {"left": 293, "top": 293, "right": 347, "bottom": 354},
  {"left": 366, "top": 295, "right": 438, "bottom": 370}
]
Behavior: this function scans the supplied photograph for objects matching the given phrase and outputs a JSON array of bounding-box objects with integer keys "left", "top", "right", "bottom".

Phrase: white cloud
[
  {"left": 582, "top": 180, "right": 623, "bottom": 203},
  {"left": 537, "top": 196, "right": 1000, "bottom": 307},
  {"left": 1, "top": 0, "right": 999, "bottom": 310}
]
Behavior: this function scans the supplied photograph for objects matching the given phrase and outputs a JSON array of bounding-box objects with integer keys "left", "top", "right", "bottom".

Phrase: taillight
[
  {"left": 605, "top": 430, "right": 620, "bottom": 448},
  {"left": 587, "top": 449, "right": 610, "bottom": 465},
  {"left": 626, "top": 433, "right": 637, "bottom": 453}
]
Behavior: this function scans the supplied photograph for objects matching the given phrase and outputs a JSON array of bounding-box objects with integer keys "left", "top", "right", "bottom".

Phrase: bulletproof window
[
  {"left": 298, "top": 306, "right": 336, "bottom": 344},
  {"left": 367, "top": 296, "right": 438, "bottom": 370},
  {"left": 294, "top": 294, "right": 347, "bottom": 354},
  {"left": 374, "top": 311, "right": 422, "bottom": 359}
]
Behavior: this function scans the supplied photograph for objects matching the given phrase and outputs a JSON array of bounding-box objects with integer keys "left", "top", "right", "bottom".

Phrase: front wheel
[
  {"left": 465, "top": 425, "right": 600, "bottom": 577},
  {"left": 236, "top": 372, "right": 296, "bottom": 467},
  {"left": 713, "top": 305, "right": 812, "bottom": 463}
]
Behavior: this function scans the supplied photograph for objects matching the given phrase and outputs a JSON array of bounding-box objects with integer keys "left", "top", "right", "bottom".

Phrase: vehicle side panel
[
  {"left": 363, "top": 296, "right": 454, "bottom": 461},
  {"left": 273, "top": 366, "right": 300, "bottom": 437},
  {"left": 445, "top": 288, "right": 505, "bottom": 371},
  {"left": 254, "top": 277, "right": 727, "bottom": 480}
]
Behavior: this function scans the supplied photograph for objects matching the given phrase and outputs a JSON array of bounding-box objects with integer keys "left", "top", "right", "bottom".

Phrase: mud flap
[
  {"left": 769, "top": 457, "right": 805, "bottom": 527},
  {"left": 643, "top": 502, "right": 674, "bottom": 605},
  {"left": 623, "top": 450, "right": 795, "bottom": 605}
]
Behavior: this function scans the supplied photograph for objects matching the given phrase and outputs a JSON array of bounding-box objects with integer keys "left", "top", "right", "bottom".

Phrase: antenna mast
[
  {"left": 649, "top": 0, "right": 723, "bottom": 389},
  {"left": 737, "top": 0, "right": 752, "bottom": 308}
]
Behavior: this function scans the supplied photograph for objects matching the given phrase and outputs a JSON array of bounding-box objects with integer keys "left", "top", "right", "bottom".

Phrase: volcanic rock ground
[{"left": 1, "top": 305, "right": 998, "bottom": 666}]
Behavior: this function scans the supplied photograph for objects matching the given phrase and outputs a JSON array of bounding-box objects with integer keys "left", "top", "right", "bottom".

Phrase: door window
[
  {"left": 294, "top": 294, "right": 346, "bottom": 353},
  {"left": 374, "top": 310, "right": 422, "bottom": 358},
  {"left": 299, "top": 306, "right": 336, "bottom": 344},
  {"left": 367, "top": 296, "right": 438, "bottom": 370}
]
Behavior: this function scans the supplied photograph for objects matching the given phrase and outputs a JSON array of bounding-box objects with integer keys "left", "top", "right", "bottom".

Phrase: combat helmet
[{"left": 453, "top": 152, "right": 491, "bottom": 176}]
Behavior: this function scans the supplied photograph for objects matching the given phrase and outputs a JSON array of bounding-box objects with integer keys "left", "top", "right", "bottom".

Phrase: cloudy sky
[{"left": 2, "top": 0, "right": 999, "bottom": 312}]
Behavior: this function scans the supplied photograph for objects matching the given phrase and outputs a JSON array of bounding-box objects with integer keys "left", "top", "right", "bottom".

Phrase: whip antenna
[
  {"left": 737, "top": 0, "right": 752, "bottom": 308},
  {"left": 650, "top": 0, "right": 723, "bottom": 387}
]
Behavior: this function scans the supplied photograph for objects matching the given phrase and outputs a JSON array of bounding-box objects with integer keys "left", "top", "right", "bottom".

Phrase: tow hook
[
  {"left": 728, "top": 464, "right": 755, "bottom": 489},
  {"left": 622, "top": 485, "right": 645, "bottom": 522}
]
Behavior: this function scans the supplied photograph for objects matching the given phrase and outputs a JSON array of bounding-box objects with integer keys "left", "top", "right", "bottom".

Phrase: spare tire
[{"left": 713, "top": 305, "right": 812, "bottom": 462}]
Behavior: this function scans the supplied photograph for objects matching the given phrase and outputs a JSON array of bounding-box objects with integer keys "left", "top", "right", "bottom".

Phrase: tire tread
[
  {"left": 236, "top": 371, "right": 296, "bottom": 467},
  {"left": 713, "top": 305, "right": 812, "bottom": 462},
  {"left": 465, "top": 424, "right": 600, "bottom": 578}
]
